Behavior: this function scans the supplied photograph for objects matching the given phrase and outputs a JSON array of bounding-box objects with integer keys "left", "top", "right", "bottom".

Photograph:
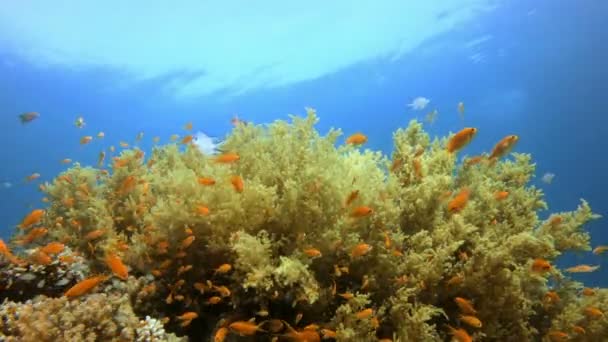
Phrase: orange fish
[
  {"left": 228, "top": 320, "right": 267, "bottom": 336},
  {"left": 351, "top": 243, "right": 373, "bottom": 258},
  {"left": 350, "top": 206, "right": 373, "bottom": 217},
  {"left": 195, "top": 205, "right": 210, "bottom": 216},
  {"left": 546, "top": 331, "right": 568, "bottom": 342},
  {"left": 531, "top": 258, "right": 552, "bottom": 273},
  {"left": 40, "top": 242, "right": 65, "bottom": 255},
  {"left": 16, "top": 227, "right": 48, "bottom": 245},
  {"left": 494, "top": 191, "right": 509, "bottom": 200},
  {"left": 19, "top": 209, "right": 45, "bottom": 229},
  {"left": 25, "top": 173, "right": 41, "bottom": 182},
  {"left": 454, "top": 297, "right": 477, "bottom": 315},
  {"left": 565, "top": 264, "right": 600, "bottom": 273},
  {"left": 458, "top": 314, "right": 482, "bottom": 328},
  {"left": 184, "top": 122, "right": 193, "bottom": 131},
  {"left": 584, "top": 306, "right": 604, "bottom": 319},
  {"left": 582, "top": 287, "right": 596, "bottom": 296},
  {"left": 64, "top": 275, "right": 109, "bottom": 298},
  {"left": 214, "top": 152, "right": 240, "bottom": 164},
  {"left": 31, "top": 250, "right": 52, "bottom": 265},
  {"left": 214, "top": 263, "right": 232, "bottom": 274},
  {"left": 119, "top": 141, "right": 129, "bottom": 148},
  {"left": 592, "top": 245, "right": 608, "bottom": 255},
  {"left": 84, "top": 229, "right": 106, "bottom": 241},
  {"left": 345, "top": 133, "right": 367, "bottom": 145},
  {"left": 303, "top": 248, "right": 322, "bottom": 258},
  {"left": 231, "top": 175, "right": 244, "bottom": 193},
  {"left": 344, "top": 190, "right": 359, "bottom": 206},
  {"left": 207, "top": 296, "right": 222, "bottom": 304},
  {"left": 446, "top": 325, "right": 472, "bottom": 342},
  {"left": 181, "top": 235, "right": 196, "bottom": 249},
  {"left": 119, "top": 175, "right": 137, "bottom": 195},
  {"left": 412, "top": 158, "right": 423, "bottom": 179},
  {"left": 197, "top": 177, "right": 216, "bottom": 186},
  {"left": 106, "top": 253, "right": 129, "bottom": 280},
  {"left": 355, "top": 308, "right": 374, "bottom": 319},
  {"left": 571, "top": 326, "right": 585, "bottom": 335},
  {"left": 176, "top": 311, "right": 198, "bottom": 327},
  {"left": 214, "top": 327, "right": 229, "bottom": 342},
  {"left": 80, "top": 136, "right": 93, "bottom": 145},
  {"left": 447, "top": 188, "right": 470, "bottom": 213},
  {"left": 543, "top": 291, "right": 560, "bottom": 306},
  {"left": 446, "top": 128, "right": 477, "bottom": 153},
  {"left": 464, "top": 155, "right": 485, "bottom": 166},
  {"left": 181, "top": 135, "right": 194, "bottom": 144},
  {"left": 489, "top": 135, "right": 519, "bottom": 161}
]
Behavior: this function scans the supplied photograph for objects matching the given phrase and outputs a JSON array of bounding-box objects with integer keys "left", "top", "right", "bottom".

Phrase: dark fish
[{"left": 18, "top": 112, "right": 40, "bottom": 124}]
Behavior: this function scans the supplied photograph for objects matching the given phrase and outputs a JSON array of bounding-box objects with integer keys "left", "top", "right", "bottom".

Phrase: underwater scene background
[{"left": 0, "top": 0, "right": 607, "bottom": 341}]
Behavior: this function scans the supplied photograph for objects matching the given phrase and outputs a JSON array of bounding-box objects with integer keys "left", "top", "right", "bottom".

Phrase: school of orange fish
[{"left": 3, "top": 112, "right": 607, "bottom": 342}]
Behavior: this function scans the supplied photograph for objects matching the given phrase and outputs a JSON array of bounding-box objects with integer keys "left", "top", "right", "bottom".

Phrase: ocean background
[{"left": 0, "top": 0, "right": 606, "bottom": 288}]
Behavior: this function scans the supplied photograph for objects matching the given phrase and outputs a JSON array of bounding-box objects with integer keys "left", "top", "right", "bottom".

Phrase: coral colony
[{"left": 1, "top": 108, "right": 605, "bottom": 341}]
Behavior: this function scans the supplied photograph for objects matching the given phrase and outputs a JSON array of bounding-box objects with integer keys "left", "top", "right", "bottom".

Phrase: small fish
[
  {"left": 344, "top": 190, "right": 360, "bottom": 206},
  {"left": 195, "top": 205, "right": 210, "bottom": 216},
  {"left": 1, "top": 181, "right": 12, "bottom": 189},
  {"left": 583, "top": 306, "right": 604, "bottom": 319},
  {"left": 351, "top": 243, "right": 373, "bottom": 258},
  {"left": 228, "top": 320, "right": 267, "bottom": 336},
  {"left": 541, "top": 172, "right": 555, "bottom": 184},
  {"left": 531, "top": 258, "right": 552, "bottom": 273},
  {"left": 582, "top": 287, "right": 596, "bottom": 296},
  {"left": 231, "top": 115, "right": 250, "bottom": 126},
  {"left": 447, "top": 187, "right": 471, "bottom": 213},
  {"left": 61, "top": 158, "right": 72, "bottom": 164},
  {"left": 355, "top": 308, "right": 374, "bottom": 319},
  {"left": 184, "top": 122, "right": 193, "bottom": 131},
  {"left": 80, "top": 136, "right": 93, "bottom": 145},
  {"left": 170, "top": 134, "right": 179, "bottom": 141},
  {"left": 303, "top": 248, "right": 322, "bottom": 258},
  {"left": 64, "top": 275, "right": 109, "bottom": 298},
  {"left": 457, "top": 102, "right": 465, "bottom": 119},
  {"left": 25, "top": 173, "right": 41, "bottom": 182},
  {"left": 448, "top": 325, "right": 473, "bottom": 342},
  {"left": 136, "top": 131, "right": 144, "bottom": 141},
  {"left": 565, "top": 264, "right": 600, "bottom": 273},
  {"left": 40, "top": 242, "right": 65, "bottom": 255},
  {"left": 350, "top": 206, "right": 373, "bottom": 217},
  {"left": 592, "top": 245, "right": 608, "bottom": 255},
  {"left": 153, "top": 136, "right": 160, "bottom": 143},
  {"left": 181, "top": 235, "right": 196, "bottom": 249},
  {"left": 494, "top": 191, "right": 509, "bottom": 200},
  {"left": 214, "top": 263, "right": 232, "bottom": 275},
  {"left": 345, "top": 133, "right": 367, "bottom": 145},
  {"left": 119, "top": 141, "right": 129, "bottom": 148},
  {"left": 106, "top": 253, "right": 129, "bottom": 280},
  {"left": 458, "top": 314, "right": 482, "bottom": 328},
  {"left": 454, "top": 297, "right": 477, "bottom": 315},
  {"left": 231, "top": 175, "right": 244, "bottom": 193},
  {"left": 546, "top": 331, "right": 568, "bottom": 342},
  {"left": 446, "top": 128, "right": 477, "bottom": 153},
  {"left": 488, "top": 135, "right": 519, "bottom": 161},
  {"left": 18, "top": 112, "right": 40, "bottom": 124},
  {"left": 407, "top": 97, "right": 430, "bottom": 110},
  {"left": 214, "top": 152, "right": 240, "bottom": 164},
  {"left": 425, "top": 109, "right": 438, "bottom": 124},
  {"left": 176, "top": 312, "right": 198, "bottom": 327},
  {"left": 97, "top": 131, "right": 105, "bottom": 138},
  {"left": 97, "top": 151, "right": 106, "bottom": 167},
  {"left": 197, "top": 177, "right": 216, "bottom": 186},
  {"left": 74, "top": 116, "right": 86, "bottom": 128},
  {"left": 572, "top": 325, "right": 586, "bottom": 335},
  {"left": 19, "top": 209, "right": 45, "bottom": 229}
]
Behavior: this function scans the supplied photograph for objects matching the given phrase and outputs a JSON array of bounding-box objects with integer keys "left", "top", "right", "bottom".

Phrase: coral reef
[{"left": 1, "top": 108, "right": 606, "bottom": 341}]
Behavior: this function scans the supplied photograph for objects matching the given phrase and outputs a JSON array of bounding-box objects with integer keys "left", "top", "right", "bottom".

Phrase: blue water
[{"left": 1, "top": 0, "right": 607, "bottom": 287}]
